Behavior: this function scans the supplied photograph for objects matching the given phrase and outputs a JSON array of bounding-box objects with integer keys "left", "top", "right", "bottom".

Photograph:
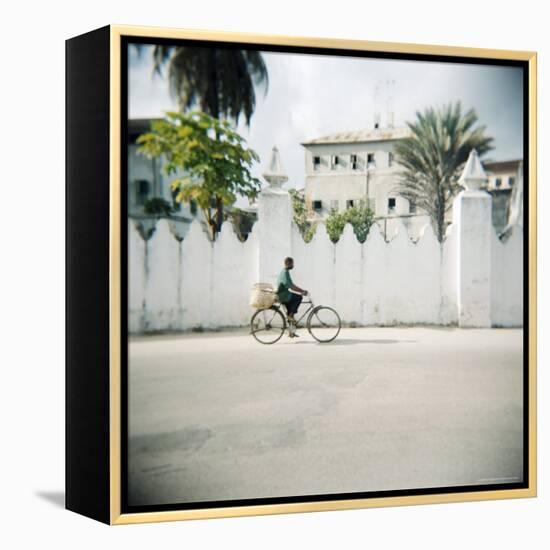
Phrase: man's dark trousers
[{"left": 284, "top": 292, "right": 302, "bottom": 316}]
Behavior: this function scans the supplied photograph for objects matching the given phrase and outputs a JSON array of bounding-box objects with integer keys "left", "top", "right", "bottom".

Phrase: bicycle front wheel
[
  {"left": 307, "top": 306, "right": 341, "bottom": 343},
  {"left": 250, "top": 307, "right": 286, "bottom": 345}
]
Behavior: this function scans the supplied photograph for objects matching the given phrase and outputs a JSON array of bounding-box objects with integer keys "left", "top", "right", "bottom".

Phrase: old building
[
  {"left": 128, "top": 119, "right": 201, "bottom": 238},
  {"left": 484, "top": 159, "right": 522, "bottom": 234},
  {"left": 301, "top": 125, "right": 522, "bottom": 240},
  {"left": 301, "top": 126, "right": 431, "bottom": 240}
]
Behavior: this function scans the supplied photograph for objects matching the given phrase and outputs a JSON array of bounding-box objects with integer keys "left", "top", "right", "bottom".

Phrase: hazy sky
[{"left": 128, "top": 45, "right": 523, "bottom": 192}]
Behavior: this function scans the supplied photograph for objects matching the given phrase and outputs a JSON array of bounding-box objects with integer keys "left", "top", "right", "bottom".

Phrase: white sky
[{"left": 128, "top": 45, "right": 524, "bottom": 193}]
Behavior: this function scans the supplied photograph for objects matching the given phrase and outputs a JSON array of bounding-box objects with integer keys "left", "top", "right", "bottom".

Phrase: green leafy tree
[
  {"left": 137, "top": 111, "right": 261, "bottom": 240},
  {"left": 137, "top": 44, "right": 269, "bottom": 229},
  {"left": 394, "top": 102, "right": 494, "bottom": 242},
  {"left": 289, "top": 189, "right": 316, "bottom": 242},
  {"left": 325, "top": 201, "right": 376, "bottom": 243}
]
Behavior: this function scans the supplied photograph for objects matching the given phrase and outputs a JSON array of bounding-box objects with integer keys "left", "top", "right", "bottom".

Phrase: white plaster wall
[
  {"left": 334, "top": 224, "right": 363, "bottom": 324},
  {"left": 290, "top": 222, "right": 337, "bottom": 318},
  {"left": 211, "top": 222, "right": 256, "bottom": 327},
  {"left": 144, "top": 220, "right": 182, "bottom": 331},
  {"left": 290, "top": 223, "right": 314, "bottom": 299},
  {"left": 440, "top": 223, "right": 458, "bottom": 325},
  {"left": 384, "top": 214, "right": 431, "bottom": 241},
  {"left": 362, "top": 223, "right": 387, "bottom": 325},
  {"left": 454, "top": 191, "right": 493, "bottom": 328},
  {"left": 408, "top": 223, "right": 442, "bottom": 323},
  {"left": 491, "top": 226, "right": 523, "bottom": 326},
  {"left": 257, "top": 189, "right": 293, "bottom": 283},
  {"left": 373, "top": 220, "right": 439, "bottom": 325},
  {"left": 180, "top": 220, "right": 213, "bottom": 330},
  {"left": 128, "top": 191, "right": 523, "bottom": 333},
  {"left": 128, "top": 220, "right": 146, "bottom": 333}
]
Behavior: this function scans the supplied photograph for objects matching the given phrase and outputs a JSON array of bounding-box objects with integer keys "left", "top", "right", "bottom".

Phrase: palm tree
[
  {"left": 149, "top": 44, "right": 269, "bottom": 230},
  {"left": 394, "top": 102, "right": 494, "bottom": 242},
  {"left": 151, "top": 45, "right": 268, "bottom": 125}
]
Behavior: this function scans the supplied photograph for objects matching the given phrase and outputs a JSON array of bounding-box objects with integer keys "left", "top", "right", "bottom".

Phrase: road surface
[{"left": 127, "top": 327, "right": 524, "bottom": 506}]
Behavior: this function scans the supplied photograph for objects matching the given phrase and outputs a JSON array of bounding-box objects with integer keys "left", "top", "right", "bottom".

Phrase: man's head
[{"left": 284, "top": 257, "right": 294, "bottom": 270}]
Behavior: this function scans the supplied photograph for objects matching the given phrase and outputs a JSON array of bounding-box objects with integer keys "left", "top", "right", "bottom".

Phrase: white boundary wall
[{"left": 129, "top": 188, "right": 523, "bottom": 333}]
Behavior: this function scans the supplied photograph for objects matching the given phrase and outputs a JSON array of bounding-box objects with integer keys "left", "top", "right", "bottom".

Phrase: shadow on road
[{"left": 290, "top": 338, "right": 418, "bottom": 345}]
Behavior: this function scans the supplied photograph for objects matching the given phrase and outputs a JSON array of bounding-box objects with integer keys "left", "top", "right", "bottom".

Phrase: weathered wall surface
[
  {"left": 128, "top": 188, "right": 523, "bottom": 333},
  {"left": 491, "top": 226, "right": 523, "bottom": 327}
]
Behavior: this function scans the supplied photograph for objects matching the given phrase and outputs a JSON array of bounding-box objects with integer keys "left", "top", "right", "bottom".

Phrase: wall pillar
[
  {"left": 257, "top": 187, "right": 292, "bottom": 284},
  {"left": 257, "top": 145, "right": 293, "bottom": 285},
  {"left": 453, "top": 189, "right": 493, "bottom": 327}
]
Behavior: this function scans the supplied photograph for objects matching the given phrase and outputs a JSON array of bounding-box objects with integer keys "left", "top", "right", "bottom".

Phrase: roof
[
  {"left": 483, "top": 159, "right": 522, "bottom": 174},
  {"left": 301, "top": 126, "right": 411, "bottom": 146}
]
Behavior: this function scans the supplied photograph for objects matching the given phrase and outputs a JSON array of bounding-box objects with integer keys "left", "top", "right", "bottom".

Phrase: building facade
[
  {"left": 128, "top": 119, "right": 201, "bottom": 239},
  {"left": 484, "top": 159, "right": 522, "bottom": 234},
  {"left": 302, "top": 126, "right": 522, "bottom": 240},
  {"left": 301, "top": 126, "right": 431, "bottom": 240}
]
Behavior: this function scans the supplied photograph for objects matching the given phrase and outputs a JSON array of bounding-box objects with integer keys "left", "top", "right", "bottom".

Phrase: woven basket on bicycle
[{"left": 249, "top": 283, "right": 277, "bottom": 309}]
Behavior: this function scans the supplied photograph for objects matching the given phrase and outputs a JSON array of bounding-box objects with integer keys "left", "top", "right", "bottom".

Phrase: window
[
  {"left": 312, "top": 200, "right": 323, "bottom": 212},
  {"left": 495, "top": 177, "right": 502, "bottom": 188},
  {"left": 509, "top": 176, "right": 516, "bottom": 187},
  {"left": 135, "top": 179, "right": 150, "bottom": 206},
  {"left": 346, "top": 199, "right": 354, "bottom": 209},
  {"left": 330, "top": 155, "right": 339, "bottom": 169},
  {"left": 190, "top": 199, "right": 198, "bottom": 216},
  {"left": 388, "top": 152, "right": 394, "bottom": 167},
  {"left": 409, "top": 199, "right": 417, "bottom": 214},
  {"left": 313, "top": 156, "right": 321, "bottom": 169},
  {"left": 367, "top": 153, "right": 376, "bottom": 167},
  {"left": 330, "top": 200, "right": 339, "bottom": 211},
  {"left": 388, "top": 197, "right": 396, "bottom": 214},
  {"left": 350, "top": 154, "right": 358, "bottom": 170}
]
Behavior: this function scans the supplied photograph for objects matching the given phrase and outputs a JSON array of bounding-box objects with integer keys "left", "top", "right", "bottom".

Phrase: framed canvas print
[{"left": 66, "top": 25, "right": 537, "bottom": 525}]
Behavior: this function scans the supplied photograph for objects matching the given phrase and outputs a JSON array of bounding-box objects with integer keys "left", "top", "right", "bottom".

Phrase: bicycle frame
[
  {"left": 251, "top": 294, "right": 341, "bottom": 344},
  {"left": 276, "top": 296, "right": 315, "bottom": 328}
]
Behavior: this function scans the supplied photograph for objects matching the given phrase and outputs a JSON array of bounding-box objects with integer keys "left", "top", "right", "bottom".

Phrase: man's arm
[{"left": 290, "top": 283, "right": 307, "bottom": 295}]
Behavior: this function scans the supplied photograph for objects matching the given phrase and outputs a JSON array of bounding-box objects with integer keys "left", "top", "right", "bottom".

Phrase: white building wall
[
  {"left": 211, "top": 222, "right": 257, "bottom": 328},
  {"left": 129, "top": 220, "right": 146, "bottom": 333},
  {"left": 453, "top": 191, "right": 493, "bottom": 327},
  {"left": 128, "top": 188, "right": 523, "bottom": 333},
  {"left": 334, "top": 224, "right": 363, "bottom": 324},
  {"left": 180, "top": 220, "right": 213, "bottom": 330},
  {"left": 440, "top": 223, "right": 459, "bottom": 325},
  {"left": 143, "top": 220, "right": 182, "bottom": 331},
  {"left": 491, "top": 226, "right": 523, "bottom": 326}
]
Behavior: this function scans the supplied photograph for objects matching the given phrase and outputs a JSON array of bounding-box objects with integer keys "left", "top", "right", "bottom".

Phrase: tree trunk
[
  {"left": 203, "top": 208, "right": 217, "bottom": 241},
  {"left": 436, "top": 189, "right": 445, "bottom": 243},
  {"left": 215, "top": 196, "right": 224, "bottom": 233}
]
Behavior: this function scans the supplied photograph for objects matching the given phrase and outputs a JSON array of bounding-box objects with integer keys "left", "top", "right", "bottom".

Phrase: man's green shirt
[{"left": 277, "top": 269, "right": 293, "bottom": 303}]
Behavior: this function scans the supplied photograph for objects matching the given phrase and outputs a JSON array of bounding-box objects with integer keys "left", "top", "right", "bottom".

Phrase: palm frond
[{"left": 394, "top": 101, "right": 494, "bottom": 242}]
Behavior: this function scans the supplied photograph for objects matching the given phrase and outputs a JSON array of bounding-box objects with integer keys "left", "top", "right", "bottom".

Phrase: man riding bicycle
[{"left": 276, "top": 257, "right": 308, "bottom": 338}]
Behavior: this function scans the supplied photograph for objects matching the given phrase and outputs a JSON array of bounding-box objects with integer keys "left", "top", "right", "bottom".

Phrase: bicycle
[{"left": 250, "top": 294, "right": 341, "bottom": 345}]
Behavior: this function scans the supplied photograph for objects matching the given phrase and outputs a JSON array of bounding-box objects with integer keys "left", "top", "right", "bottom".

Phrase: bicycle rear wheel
[
  {"left": 307, "top": 306, "right": 341, "bottom": 343},
  {"left": 250, "top": 307, "right": 286, "bottom": 344}
]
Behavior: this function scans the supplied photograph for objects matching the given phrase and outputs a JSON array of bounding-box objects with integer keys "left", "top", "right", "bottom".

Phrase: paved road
[{"left": 128, "top": 327, "right": 524, "bottom": 506}]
